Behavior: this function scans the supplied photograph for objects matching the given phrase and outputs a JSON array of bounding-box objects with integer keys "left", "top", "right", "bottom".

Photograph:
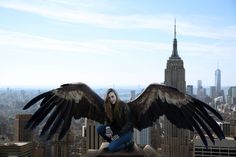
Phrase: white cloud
[
  {"left": 0, "top": 29, "right": 113, "bottom": 55},
  {"left": 179, "top": 41, "right": 236, "bottom": 58},
  {"left": 1, "top": 1, "right": 236, "bottom": 40},
  {"left": 1, "top": 29, "right": 235, "bottom": 59}
]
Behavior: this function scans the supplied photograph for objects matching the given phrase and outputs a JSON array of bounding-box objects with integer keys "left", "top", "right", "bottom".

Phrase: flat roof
[
  {"left": 194, "top": 136, "right": 236, "bottom": 147},
  {"left": 0, "top": 142, "right": 30, "bottom": 146}
]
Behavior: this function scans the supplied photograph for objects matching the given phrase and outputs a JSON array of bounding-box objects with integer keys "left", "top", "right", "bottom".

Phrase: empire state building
[
  {"left": 164, "top": 21, "right": 186, "bottom": 93},
  {"left": 161, "top": 21, "right": 191, "bottom": 157}
]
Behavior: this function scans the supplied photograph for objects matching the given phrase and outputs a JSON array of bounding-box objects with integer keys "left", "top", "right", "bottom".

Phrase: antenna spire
[
  {"left": 174, "top": 18, "right": 176, "bottom": 39},
  {"left": 170, "top": 18, "right": 180, "bottom": 59}
]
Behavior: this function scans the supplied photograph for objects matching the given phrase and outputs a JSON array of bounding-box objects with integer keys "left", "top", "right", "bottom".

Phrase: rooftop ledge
[{"left": 84, "top": 142, "right": 160, "bottom": 157}]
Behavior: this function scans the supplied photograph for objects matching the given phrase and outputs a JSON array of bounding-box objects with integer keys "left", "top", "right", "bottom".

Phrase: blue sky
[{"left": 0, "top": 0, "right": 236, "bottom": 88}]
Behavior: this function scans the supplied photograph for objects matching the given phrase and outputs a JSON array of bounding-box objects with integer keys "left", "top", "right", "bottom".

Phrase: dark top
[{"left": 105, "top": 101, "right": 133, "bottom": 136}]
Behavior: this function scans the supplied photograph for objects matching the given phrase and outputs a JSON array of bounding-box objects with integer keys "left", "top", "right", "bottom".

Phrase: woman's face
[{"left": 108, "top": 91, "right": 117, "bottom": 105}]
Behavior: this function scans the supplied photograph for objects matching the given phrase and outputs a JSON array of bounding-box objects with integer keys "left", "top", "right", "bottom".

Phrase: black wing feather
[
  {"left": 23, "top": 91, "right": 52, "bottom": 109},
  {"left": 23, "top": 83, "right": 105, "bottom": 140},
  {"left": 195, "top": 103, "right": 225, "bottom": 140},
  {"left": 128, "top": 83, "right": 224, "bottom": 148},
  {"left": 46, "top": 100, "right": 68, "bottom": 140},
  {"left": 185, "top": 104, "right": 215, "bottom": 144},
  {"left": 40, "top": 102, "right": 64, "bottom": 137},
  {"left": 181, "top": 105, "right": 208, "bottom": 147},
  {"left": 59, "top": 100, "right": 74, "bottom": 140}
]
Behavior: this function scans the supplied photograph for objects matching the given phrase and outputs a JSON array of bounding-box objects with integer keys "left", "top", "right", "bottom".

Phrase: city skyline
[{"left": 0, "top": 0, "right": 236, "bottom": 88}]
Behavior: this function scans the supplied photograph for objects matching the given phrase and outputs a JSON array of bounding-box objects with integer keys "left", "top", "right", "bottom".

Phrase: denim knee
[
  {"left": 96, "top": 125, "right": 105, "bottom": 134},
  {"left": 108, "top": 143, "right": 118, "bottom": 152}
]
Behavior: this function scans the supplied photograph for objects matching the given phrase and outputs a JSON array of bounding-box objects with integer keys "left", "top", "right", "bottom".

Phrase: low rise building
[
  {"left": 0, "top": 142, "right": 33, "bottom": 157},
  {"left": 194, "top": 136, "right": 236, "bottom": 157}
]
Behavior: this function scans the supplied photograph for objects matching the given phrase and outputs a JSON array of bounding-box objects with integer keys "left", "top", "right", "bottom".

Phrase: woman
[{"left": 96, "top": 88, "right": 134, "bottom": 152}]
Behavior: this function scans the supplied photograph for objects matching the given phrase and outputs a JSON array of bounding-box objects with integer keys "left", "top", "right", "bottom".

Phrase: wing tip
[
  {"left": 23, "top": 102, "right": 34, "bottom": 110},
  {"left": 23, "top": 91, "right": 53, "bottom": 110},
  {"left": 23, "top": 105, "right": 29, "bottom": 110}
]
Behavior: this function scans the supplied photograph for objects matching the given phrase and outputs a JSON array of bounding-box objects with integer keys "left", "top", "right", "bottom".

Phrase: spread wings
[
  {"left": 128, "top": 83, "right": 225, "bottom": 147},
  {"left": 23, "top": 83, "right": 105, "bottom": 140}
]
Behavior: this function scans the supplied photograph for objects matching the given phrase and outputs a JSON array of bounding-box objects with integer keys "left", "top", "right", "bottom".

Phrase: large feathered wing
[
  {"left": 128, "top": 83, "right": 225, "bottom": 147},
  {"left": 23, "top": 83, "right": 105, "bottom": 140}
]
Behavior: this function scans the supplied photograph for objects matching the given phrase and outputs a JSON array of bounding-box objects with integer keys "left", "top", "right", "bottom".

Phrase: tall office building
[
  {"left": 162, "top": 21, "right": 191, "bottom": 157},
  {"left": 215, "top": 67, "right": 221, "bottom": 96},
  {"left": 209, "top": 86, "right": 217, "bottom": 99},
  {"left": 150, "top": 122, "right": 162, "bottom": 149},
  {"left": 14, "top": 114, "right": 33, "bottom": 142},
  {"left": 186, "top": 85, "right": 194, "bottom": 96},
  {"left": 83, "top": 118, "right": 103, "bottom": 150},
  {"left": 197, "top": 80, "right": 202, "bottom": 92},
  {"left": 197, "top": 80, "right": 206, "bottom": 101},
  {"left": 51, "top": 129, "right": 74, "bottom": 157},
  {"left": 164, "top": 22, "right": 186, "bottom": 93},
  {"left": 219, "top": 122, "right": 231, "bottom": 137},
  {"left": 140, "top": 128, "right": 151, "bottom": 146},
  {"left": 130, "top": 90, "right": 142, "bottom": 145},
  {"left": 197, "top": 80, "right": 202, "bottom": 97},
  {"left": 130, "top": 90, "right": 136, "bottom": 100},
  {"left": 228, "top": 86, "right": 236, "bottom": 105}
]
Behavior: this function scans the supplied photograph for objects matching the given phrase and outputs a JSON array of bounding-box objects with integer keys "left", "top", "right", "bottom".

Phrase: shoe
[
  {"left": 102, "top": 147, "right": 110, "bottom": 152},
  {"left": 125, "top": 141, "right": 134, "bottom": 152}
]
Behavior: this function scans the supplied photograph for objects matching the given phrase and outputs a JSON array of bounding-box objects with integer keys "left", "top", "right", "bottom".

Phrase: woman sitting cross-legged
[{"left": 97, "top": 88, "right": 134, "bottom": 152}]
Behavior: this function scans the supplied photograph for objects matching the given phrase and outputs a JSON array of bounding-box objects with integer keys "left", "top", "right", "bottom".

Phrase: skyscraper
[
  {"left": 164, "top": 21, "right": 186, "bottom": 93},
  {"left": 186, "top": 85, "right": 194, "bottom": 96},
  {"left": 162, "top": 20, "right": 191, "bottom": 157},
  {"left": 14, "top": 114, "right": 33, "bottom": 142},
  {"left": 219, "top": 122, "right": 231, "bottom": 137},
  {"left": 209, "top": 86, "right": 217, "bottom": 99},
  {"left": 228, "top": 86, "right": 236, "bottom": 105},
  {"left": 140, "top": 128, "right": 151, "bottom": 146},
  {"left": 130, "top": 90, "right": 142, "bottom": 145},
  {"left": 215, "top": 67, "right": 221, "bottom": 96},
  {"left": 83, "top": 118, "right": 103, "bottom": 150},
  {"left": 51, "top": 129, "right": 74, "bottom": 157},
  {"left": 197, "top": 80, "right": 207, "bottom": 101}
]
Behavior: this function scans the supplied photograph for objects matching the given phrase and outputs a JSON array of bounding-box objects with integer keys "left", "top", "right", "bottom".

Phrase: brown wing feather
[
  {"left": 128, "top": 83, "right": 224, "bottom": 147},
  {"left": 130, "top": 84, "right": 190, "bottom": 113},
  {"left": 23, "top": 82, "right": 105, "bottom": 140}
]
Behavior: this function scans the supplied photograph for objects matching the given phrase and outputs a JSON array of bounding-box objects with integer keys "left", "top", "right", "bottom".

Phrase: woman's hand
[
  {"left": 105, "top": 126, "right": 113, "bottom": 138},
  {"left": 106, "top": 133, "right": 113, "bottom": 138}
]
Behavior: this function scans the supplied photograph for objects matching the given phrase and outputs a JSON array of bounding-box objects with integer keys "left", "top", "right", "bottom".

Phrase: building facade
[
  {"left": 228, "top": 86, "right": 236, "bottom": 105},
  {"left": 0, "top": 142, "right": 33, "bottom": 157},
  {"left": 14, "top": 114, "right": 33, "bottom": 142},
  {"left": 140, "top": 128, "right": 151, "bottom": 146},
  {"left": 219, "top": 122, "right": 231, "bottom": 137},
  {"left": 215, "top": 68, "right": 221, "bottom": 96},
  {"left": 51, "top": 130, "right": 74, "bottom": 157},
  {"left": 194, "top": 137, "right": 236, "bottom": 157},
  {"left": 187, "top": 85, "right": 194, "bottom": 96},
  {"left": 209, "top": 86, "right": 216, "bottom": 99},
  {"left": 162, "top": 21, "right": 192, "bottom": 157},
  {"left": 83, "top": 118, "right": 103, "bottom": 150}
]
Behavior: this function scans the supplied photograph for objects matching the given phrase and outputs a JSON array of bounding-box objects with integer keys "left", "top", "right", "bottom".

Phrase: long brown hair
[{"left": 104, "top": 88, "right": 122, "bottom": 122}]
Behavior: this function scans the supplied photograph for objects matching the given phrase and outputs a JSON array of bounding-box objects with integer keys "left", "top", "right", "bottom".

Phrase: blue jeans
[{"left": 96, "top": 125, "right": 133, "bottom": 152}]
